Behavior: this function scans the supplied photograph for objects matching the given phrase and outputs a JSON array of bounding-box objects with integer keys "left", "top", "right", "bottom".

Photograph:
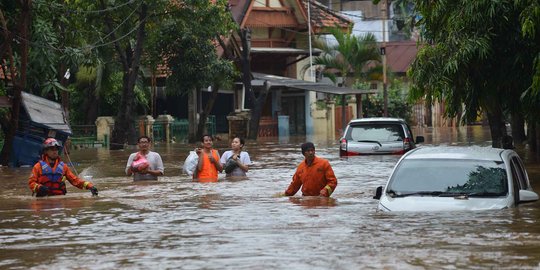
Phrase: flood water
[{"left": 2, "top": 126, "right": 540, "bottom": 269}]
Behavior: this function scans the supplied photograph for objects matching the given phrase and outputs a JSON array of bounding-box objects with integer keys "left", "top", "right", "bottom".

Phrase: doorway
[{"left": 281, "top": 95, "right": 305, "bottom": 136}]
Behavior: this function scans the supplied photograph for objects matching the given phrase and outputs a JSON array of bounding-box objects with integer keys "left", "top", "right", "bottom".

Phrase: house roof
[
  {"left": 21, "top": 92, "right": 72, "bottom": 134},
  {"left": 228, "top": 0, "right": 352, "bottom": 33},
  {"left": 385, "top": 40, "right": 419, "bottom": 73},
  {"left": 252, "top": 72, "right": 377, "bottom": 95},
  {"left": 302, "top": 0, "right": 353, "bottom": 33}
]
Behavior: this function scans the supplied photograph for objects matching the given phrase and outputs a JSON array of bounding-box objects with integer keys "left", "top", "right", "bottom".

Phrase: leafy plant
[{"left": 360, "top": 79, "right": 412, "bottom": 121}]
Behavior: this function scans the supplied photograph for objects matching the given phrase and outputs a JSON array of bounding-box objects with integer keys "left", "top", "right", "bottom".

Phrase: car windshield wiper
[
  {"left": 387, "top": 190, "right": 444, "bottom": 198},
  {"left": 386, "top": 189, "right": 506, "bottom": 198},
  {"left": 356, "top": 140, "right": 382, "bottom": 146},
  {"left": 466, "top": 191, "right": 505, "bottom": 197}
]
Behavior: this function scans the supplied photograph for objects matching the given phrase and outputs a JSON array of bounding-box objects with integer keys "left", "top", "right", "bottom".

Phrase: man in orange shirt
[
  {"left": 283, "top": 142, "right": 337, "bottom": 197},
  {"left": 194, "top": 134, "right": 222, "bottom": 182},
  {"left": 28, "top": 138, "right": 98, "bottom": 197}
]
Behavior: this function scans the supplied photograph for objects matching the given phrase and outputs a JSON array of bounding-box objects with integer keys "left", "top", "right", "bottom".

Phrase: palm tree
[
  {"left": 303, "top": 26, "right": 381, "bottom": 87},
  {"left": 302, "top": 26, "right": 381, "bottom": 125}
]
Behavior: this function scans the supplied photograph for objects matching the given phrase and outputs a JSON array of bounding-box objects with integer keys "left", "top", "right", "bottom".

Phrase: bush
[{"left": 360, "top": 79, "right": 412, "bottom": 122}]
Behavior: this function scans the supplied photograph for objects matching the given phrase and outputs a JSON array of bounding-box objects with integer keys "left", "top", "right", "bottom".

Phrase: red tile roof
[
  {"left": 385, "top": 41, "right": 419, "bottom": 73},
  {"left": 302, "top": 0, "right": 353, "bottom": 33},
  {"left": 228, "top": 0, "right": 352, "bottom": 33}
]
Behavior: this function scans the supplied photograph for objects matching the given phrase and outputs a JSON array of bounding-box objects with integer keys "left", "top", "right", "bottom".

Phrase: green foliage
[
  {"left": 305, "top": 26, "right": 380, "bottom": 85},
  {"left": 69, "top": 66, "right": 123, "bottom": 123},
  {"left": 145, "top": 0, "right": 237, "bottom": 95},
  {"left": 27, "top": 1, "right": 87, "bottom": 98},
  {"left": 408, "top": 0, "right": 536, "bottom": 123},
  {"left": 517, "top": 0, "right": 540, "bottom": 121},
  {"left": 360, "top": 79, "right": 412, "bottom": 121}
]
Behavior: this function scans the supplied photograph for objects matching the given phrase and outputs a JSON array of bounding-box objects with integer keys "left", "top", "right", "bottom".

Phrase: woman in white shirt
[{"left": 220, "top": 137, "right": 252, "bottom": 177}]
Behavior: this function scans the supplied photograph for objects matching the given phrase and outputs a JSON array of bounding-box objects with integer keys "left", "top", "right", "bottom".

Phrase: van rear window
[{"left": 346, "top": 124, "right": 405, "bottom": 142}]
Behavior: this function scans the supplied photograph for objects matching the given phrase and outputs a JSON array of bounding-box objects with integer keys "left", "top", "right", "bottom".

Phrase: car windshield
[
  {"left": 346, "top": 123, "right": 405, "bottom": 142},
  {"left": 387, "top": 159, "right": 508, "bottom": 197}
]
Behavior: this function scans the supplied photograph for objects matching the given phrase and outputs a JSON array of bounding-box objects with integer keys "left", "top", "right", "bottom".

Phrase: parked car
[
  {"left": 339, "top": 118, "right": 424, "bottom": 156},
  {"left": 373, "top": 146, "right": 539, "bottom": 212}
]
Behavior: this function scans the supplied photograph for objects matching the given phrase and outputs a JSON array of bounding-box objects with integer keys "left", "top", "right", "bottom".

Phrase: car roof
[
  {"left": 404, "top": 146, "right": 507, "bottom": 161},
  {"left": 348, "top": 117, "right": 407, "bottom": 124}
]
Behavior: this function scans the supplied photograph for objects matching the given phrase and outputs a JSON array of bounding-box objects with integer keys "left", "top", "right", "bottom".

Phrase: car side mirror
[
  {"left": 416, "top": 136, "right": 424, "bottom": 144},
  {"left": 519, "top": 190, "right": 539, "bottom": 203},
  {"left": 373, "top": 186, "right": 383, "bottom": 200}
]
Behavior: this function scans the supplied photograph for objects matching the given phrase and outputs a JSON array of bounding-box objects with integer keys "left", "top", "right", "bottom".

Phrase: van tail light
[
  {"left": 403, "top": 137, "right": 412, "bottom": 150},
  {"left": 339, "top": 139, "right": 360, "bottom": 156},
  {"left": 339, "top": 138, "right": 347, "bottom": 156}
]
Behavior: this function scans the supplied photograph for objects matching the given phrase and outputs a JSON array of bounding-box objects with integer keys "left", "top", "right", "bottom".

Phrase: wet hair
[
  {"left": 301, "top": 142, "right": 315, "bottom": 155},
  {"left": 201, "top": 134, "right": 213, "bottom": 142},
  {"left": 138, "top": 136, "right": 151, "bottom": 143},
  {"left": 233, "top": 136, "right": 245, "bottom": 146}
]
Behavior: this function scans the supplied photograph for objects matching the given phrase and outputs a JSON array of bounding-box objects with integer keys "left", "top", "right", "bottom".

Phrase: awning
[
  {"left": 252, "top": 72, "right": 378, "bottom": 95},
  {"left": 250, "top": 48, "right": 322, "bottom": 56},
  {"left": 21, "top": 91, "right": 72, "bottom": 134}
]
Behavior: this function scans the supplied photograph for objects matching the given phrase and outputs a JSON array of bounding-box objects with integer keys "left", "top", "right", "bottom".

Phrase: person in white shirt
[
  {"left": 220, "top": 137, "right": 252, "bottom": 177},
  {"left": 126, "top": 136, "right": 164, "bottom": 181}
]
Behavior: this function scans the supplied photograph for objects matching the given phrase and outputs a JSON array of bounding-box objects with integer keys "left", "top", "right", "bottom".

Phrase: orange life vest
[{"left": 37, "top": 160, "right": 67, "bottom": 195}]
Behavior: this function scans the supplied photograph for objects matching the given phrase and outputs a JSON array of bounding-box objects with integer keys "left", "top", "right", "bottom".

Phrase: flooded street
[{"left": 2, "top": 126, "right": 540, "bottom": 269}]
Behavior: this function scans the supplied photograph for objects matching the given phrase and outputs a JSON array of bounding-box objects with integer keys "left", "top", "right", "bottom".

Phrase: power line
[
  {"left": 0, "top": 1, "right": 145, "bottom": 54},
  {"left": 1, "top": 1, "right": 399, "bottom": 58},
  {"left": 89, "top": 1, "right": 143, "bottom": 47},
  {"left": 40, "top": 0, "right": 141, "bottom": 14}
]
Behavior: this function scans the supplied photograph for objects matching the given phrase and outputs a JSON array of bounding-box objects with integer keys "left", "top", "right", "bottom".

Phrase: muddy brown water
[{"left": 1, "top": 126, "right": 540, "bottom": 269}]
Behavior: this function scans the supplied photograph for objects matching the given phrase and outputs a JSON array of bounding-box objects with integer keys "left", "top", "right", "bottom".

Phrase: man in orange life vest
[
  {"left": 283, "top": 142, "right": 337, "bottom": 197},
  {"left": 28, "top": 137, "right": 98, "bottom": 197}
]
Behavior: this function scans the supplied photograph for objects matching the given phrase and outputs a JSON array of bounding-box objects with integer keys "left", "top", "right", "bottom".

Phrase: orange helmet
[{"left": 43, "top": 138, "right": 61, "bottom": 150}]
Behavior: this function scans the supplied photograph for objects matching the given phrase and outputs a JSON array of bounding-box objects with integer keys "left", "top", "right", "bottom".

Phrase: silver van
[{"left": 339, "top": 118, "right": 424, "bottom": 156}]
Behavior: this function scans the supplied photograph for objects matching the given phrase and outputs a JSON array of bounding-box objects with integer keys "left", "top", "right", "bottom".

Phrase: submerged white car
[
  {"left": 339, "top": 118, "right": 424, "bottom": 156},
  {"left": 374, "top": 146, "right": 539, "bottom": 212}
]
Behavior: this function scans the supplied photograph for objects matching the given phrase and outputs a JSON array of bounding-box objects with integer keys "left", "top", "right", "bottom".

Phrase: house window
[{"left": 253, "top": 0, "right": 283, "bottom": 8}]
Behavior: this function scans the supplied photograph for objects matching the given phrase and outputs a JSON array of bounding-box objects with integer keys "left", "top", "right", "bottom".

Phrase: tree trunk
[
  {"left": 536, "top": 122, "right": 540, "bottom": 155},
  {"left": 485, "top": 107, "right": 506, "bottom": 148},
  {"left": 82, "top": 87, "right": 98, "bottom": 125},
  {"left": 0, "top": 1, "right": 30, "bottom": 166},
  {"left": 248, "top": 90, "right": 267, "bottom": 140},
  {"left": 528, "top": 122, "right": 537, "bottom": 153},
  {"left": 510, "top": 112, "right": 526, "bottom": 144},
  {"left": 424, "top": 100, "right": 432, "bottom": 127},
  {"left": 59, "top": 63, "right": 70, "bottom": 119},
  {"left": 239, "top": 28, "right": 271, "bottom": 140},
  {"left": 111, "top": 72, "right": 138, "bottom": 149},
  {"left": 356, "top": 94, "right": 362, "bottom": 118},
  {"left": 107, "top": 3, "right": 147, "bottom": 149},
  {"left": 188, "top": 89, "right": 198, "bottom": 143},
  {"left": 196, "top": 84, "right": 221, "bottom": 140}
]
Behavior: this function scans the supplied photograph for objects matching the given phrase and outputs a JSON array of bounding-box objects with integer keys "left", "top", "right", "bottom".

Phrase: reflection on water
[{"left": 1, "top": 126, "right": 540, "bottom": 269}]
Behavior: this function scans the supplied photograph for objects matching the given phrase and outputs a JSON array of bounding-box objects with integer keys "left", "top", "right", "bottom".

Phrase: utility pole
[
  {"left": 307, "top": 0, "right": 314, "bottom": 81},
  {"left": 381, "top": 0, "right": 388, "bottom": 117}
]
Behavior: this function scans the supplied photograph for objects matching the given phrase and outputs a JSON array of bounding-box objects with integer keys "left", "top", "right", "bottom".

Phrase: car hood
[{"left": 378, "top": 196, "right": 511, "bottom": 212}]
